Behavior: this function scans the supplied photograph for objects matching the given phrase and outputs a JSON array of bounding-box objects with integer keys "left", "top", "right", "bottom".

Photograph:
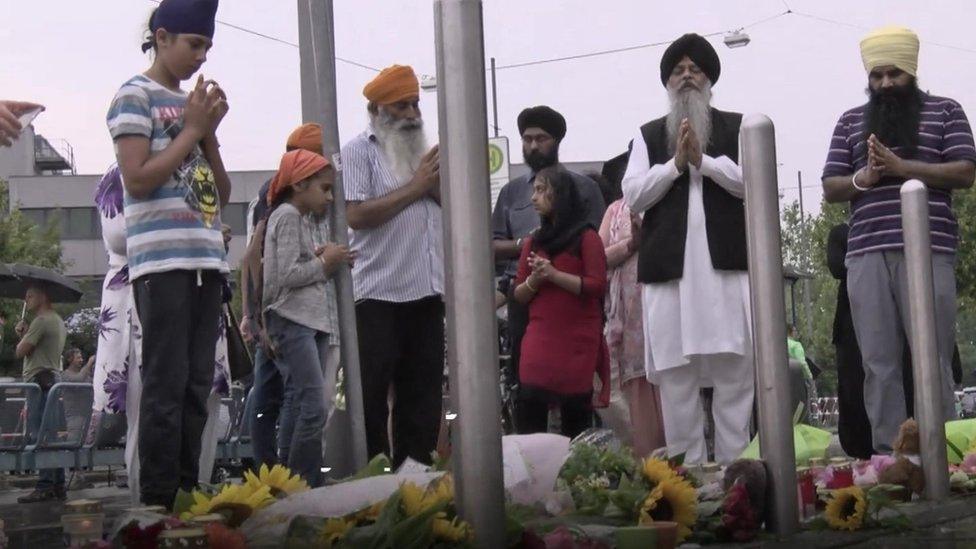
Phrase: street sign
[{"left": 489, "top": 136, "right": 509, "bottom": 209}]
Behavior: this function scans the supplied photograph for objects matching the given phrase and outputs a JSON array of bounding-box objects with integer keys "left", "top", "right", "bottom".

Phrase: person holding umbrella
[{"left": 15, "top": 283, "right": 68, "bottom": 503}]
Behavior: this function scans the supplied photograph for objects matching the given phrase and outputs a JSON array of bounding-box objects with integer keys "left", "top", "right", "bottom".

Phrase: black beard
[
  {"left": 865, "top": 81, "right": 922, "bottom": 157},
  {"left": 524, "top": 149, "right": 558, "bottom": 172}
]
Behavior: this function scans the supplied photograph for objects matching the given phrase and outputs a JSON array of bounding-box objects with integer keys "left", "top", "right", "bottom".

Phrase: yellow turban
[
  {"left": 286, "top": 123, "right": 323, "bottom": 154},
  {"left": 363, "top": 65, "right": 420, "bottom": 105},
  {"left": 860, "top": 26, "right": 919, "bottom": 76}
]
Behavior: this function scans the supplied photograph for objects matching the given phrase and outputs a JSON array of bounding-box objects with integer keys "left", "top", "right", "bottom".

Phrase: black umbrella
[{"left": 0, "top": 264, "right": 82, "bottom": 303}]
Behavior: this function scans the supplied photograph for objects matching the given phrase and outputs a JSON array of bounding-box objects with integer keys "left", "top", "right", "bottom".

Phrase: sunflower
[
  {"left": 321, "top": 517, "right": 354, "bottom": 546},
  {"left": 181, "top": 483, "right": 276, "bottom": 527},
  {"left": 400, "top": 478, "right": 453, "bottom": 516},
  {"left": 433, "top": 516, "right": 472, "bottom": 543},
  {"left": 638, "top": 477, "right": 698, "bottom": 542},
  {"left": 244, "top": 464, "right": 309, "bottom": 498},
  {"left": 825, "top": 486, "right": 867, "bottom": 531},
  {"left": 642, "top": 457, "right": 678, "bottom": 486}
]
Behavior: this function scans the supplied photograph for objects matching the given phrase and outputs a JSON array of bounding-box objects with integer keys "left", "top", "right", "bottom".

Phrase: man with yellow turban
[
  {"left": 341, "top": 64, "right": 444, "bottom": 467},
  {"left": 822, "top": 26, "right": 976, "bottom": 454}
]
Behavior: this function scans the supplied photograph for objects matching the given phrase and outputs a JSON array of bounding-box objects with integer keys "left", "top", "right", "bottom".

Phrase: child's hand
[
  {"left": 203, "top": 80, "right": 229, "bottom": 134},
  {"left": 317, "top": 244, "right": 357, "bottom": 273},
  {"left": 183, "top": 76, "right": 211, "bottom": 138}
]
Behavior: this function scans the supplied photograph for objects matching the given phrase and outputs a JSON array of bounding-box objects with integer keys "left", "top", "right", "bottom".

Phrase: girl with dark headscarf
[{"left": 513, "top": 167, "right": 611, "bottom": 438}]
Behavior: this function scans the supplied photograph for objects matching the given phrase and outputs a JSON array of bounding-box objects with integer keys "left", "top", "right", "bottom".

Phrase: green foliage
[
  {"left": 0, "top": 180, "right": 65, "bottom": 376},
  {"left": 780, "top": 200, "right": 848, "bottom": 395}
]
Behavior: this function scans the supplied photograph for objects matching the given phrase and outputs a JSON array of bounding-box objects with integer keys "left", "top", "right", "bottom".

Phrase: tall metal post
[
  {"left": 490, "top": 57, "right": 499, "bottom": 138},
  {"left": 297, "top": 0, "right": 368, "bottom": 472},
  {"left": 740, "top": 114, "right": 799, "bottom": 536},
  {"left": 901, "top": 180, "right": 951, "bottom": 501},
  {"left": 434, "top": 1, "right": 506, "bottom": 546},
  {"left": 797, "top": 170, "right": 813, "bottom": 339}
]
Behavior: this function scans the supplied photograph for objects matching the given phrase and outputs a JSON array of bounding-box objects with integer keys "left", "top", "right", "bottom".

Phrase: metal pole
[
  {"left": 740, "top": 114, "right": 799, "bottom": 536},
  {"left": 901, "top": 180, "right": 951, "bottom": 501},
  {"left": 797, "top": 170, "right": 813, "bottom": 339},
  {"left": 297, "top": 0, "right": 369, "bottom": 472},
  {"left": 490, "top": 57, "right": 499, "bottom": 138},
  {"left": 434, "top": 1, "right": 506, "bottom": 546}
]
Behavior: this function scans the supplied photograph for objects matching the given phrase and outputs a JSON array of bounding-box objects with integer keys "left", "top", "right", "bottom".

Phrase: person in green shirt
[
  {"left": 14, "top": 284, "right": 67, "bottom": 503},
  {"left": 787, "top": 324, "right": 813, "bottom": 380}
]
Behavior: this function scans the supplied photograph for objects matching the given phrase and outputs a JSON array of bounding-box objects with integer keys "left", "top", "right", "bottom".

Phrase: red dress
[{"left": 516, "top": 229, "right": 610, "bottom": 398}]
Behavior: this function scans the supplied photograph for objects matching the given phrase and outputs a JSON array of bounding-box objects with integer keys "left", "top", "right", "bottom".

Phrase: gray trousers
[{"left": 847, "top": 250, "right": 957, "bottom": 454}]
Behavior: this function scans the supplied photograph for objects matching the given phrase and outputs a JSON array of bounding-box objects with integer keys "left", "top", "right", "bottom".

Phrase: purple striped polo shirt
[{"left": 822, "top": 94, "right": 976, "bottom": 258}]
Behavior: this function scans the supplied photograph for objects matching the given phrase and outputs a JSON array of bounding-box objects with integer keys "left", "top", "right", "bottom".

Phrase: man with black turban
[
  {"left": 492, "top": 106, "right": 605, "bottom": 424},
  {"left": 621, "top": 33, "right": 752, "bottom": 464}
]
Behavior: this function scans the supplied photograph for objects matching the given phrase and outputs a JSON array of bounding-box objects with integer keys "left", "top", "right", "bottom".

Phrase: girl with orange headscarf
[{"left": 261, "top": 149, "right": 355, "bottom": 486}]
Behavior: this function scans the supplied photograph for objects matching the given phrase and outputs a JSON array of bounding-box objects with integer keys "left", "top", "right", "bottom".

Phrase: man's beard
[
  {"left": 372, "top": 109, "right": 429, "bottom": 184},
  {"left": 865, "top": 80, "right": 922, "bottom": 157},
  {"left": 666, "top": 81, "right": 713, "bottom": 156},
  {"left": 524, "top": 148, "right": 559, "bottom": 172}
]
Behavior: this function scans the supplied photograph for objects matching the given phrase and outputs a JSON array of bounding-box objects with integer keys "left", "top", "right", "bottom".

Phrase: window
[{"left": 19, "top": 207, "right": 100, "bottom": 240}]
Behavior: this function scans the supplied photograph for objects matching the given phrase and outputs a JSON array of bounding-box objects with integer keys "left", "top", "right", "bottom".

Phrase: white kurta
[{"left": 621, "top": 131, "right": 752, "bottom": 377}]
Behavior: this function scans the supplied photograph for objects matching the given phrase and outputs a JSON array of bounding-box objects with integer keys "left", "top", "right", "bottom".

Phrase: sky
[{"left": 5, "top": 0, "right": 976, "bottom": 214}]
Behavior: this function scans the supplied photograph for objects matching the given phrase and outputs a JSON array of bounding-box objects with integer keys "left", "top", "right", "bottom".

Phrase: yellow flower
[
  {"left": 432, "top": 516, "right": 472, "bottom": 543},
  {"left": 825, "top": 486, "right": 867, "bottom": 531},
  {"left": 180, "top": 483, "right": 276, "bottom": 527},
  {"left": 244, "top": 464, "right": 309, "bottom": 498},
  {"left": 400, "top": 477, "right": 454, "bottom": 516},
  {"left": 642, "top": 458, "right": 678, "bottom": 486},
  {"left": 638, "top": 477, "right": 698, "bottom": 542},
  {"left": 321, "top": 517, "right": 353, "bottom": 546}
]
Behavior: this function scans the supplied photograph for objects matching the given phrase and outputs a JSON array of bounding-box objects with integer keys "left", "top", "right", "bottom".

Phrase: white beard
[
  {"left": 666, "top": 81, "right": 713, "bottom": 156},
  {"left": 372, "top": 110, "right": 429, "bottom": 185}
]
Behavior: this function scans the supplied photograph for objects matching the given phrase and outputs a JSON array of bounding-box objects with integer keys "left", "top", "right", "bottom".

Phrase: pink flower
[
  {"left": 870, "top": 455, "right": 896, "bottom": 474},
  {"left": 961, "top": 454, "right": 976, "bottom": 474}
]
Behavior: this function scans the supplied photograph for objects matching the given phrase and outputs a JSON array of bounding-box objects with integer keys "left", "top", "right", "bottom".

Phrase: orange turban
[
  {"left": 286, "top": 123, "right": 323, "bottom": 154},
  {"left": 267, "top": 149, "right": 330, "bottom": 206},
  {"left": 363, "top": 64, "right": 419, "bottom": 105}
]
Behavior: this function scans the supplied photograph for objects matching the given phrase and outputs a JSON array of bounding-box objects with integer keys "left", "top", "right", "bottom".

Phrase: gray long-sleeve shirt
[{"left": 262, "top": 203, "right": 339, "bottom": 335}]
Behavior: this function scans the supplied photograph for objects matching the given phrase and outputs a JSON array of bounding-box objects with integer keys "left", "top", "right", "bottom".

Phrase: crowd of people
[{"left": 0, "top": 0, "right": 974, "bottom": 512}]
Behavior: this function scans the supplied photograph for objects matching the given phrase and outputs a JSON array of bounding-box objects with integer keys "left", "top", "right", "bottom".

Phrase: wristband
[{"left": 851, "top": 168, "right": 870, "bottom": 192}]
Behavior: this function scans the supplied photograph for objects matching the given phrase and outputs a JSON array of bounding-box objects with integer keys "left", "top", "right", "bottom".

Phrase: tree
[
  {"left": 0, "top": 179, "right": 65, "bottom": 376},
  {"left": 779, "top": 199, "right": 848, "bottom": 395}
]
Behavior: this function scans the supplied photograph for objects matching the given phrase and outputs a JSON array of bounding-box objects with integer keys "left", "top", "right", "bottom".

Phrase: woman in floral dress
[
  {"left": 599, "top": 198, "right": 666, "bottom": 458},
  {"left": 90, "top": 166, "right": 231, "bottom": 502}
]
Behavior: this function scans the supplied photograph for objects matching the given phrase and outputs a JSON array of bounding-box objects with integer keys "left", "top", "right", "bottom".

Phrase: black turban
[
  {"left": 517, "top": 106, "right": 567, "bottom": 142},
  {"left": 659, "top": 33, "right": 720, "bottom": 87}
]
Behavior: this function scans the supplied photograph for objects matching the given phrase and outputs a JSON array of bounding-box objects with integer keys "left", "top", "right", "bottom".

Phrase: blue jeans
[
  {"left": 248, "top": 345, "right": 284, "bottom": 469},
  {"left": 27, "top": 372, "right": 65, "bottom": 491},
  {"left": 266, "top": 311, "right": 337, "bottom": 487}
]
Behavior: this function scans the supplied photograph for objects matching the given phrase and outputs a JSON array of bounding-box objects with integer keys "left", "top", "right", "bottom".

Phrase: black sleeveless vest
[{"left": 636, "top": 108, "right": 748, "bottom": 283}]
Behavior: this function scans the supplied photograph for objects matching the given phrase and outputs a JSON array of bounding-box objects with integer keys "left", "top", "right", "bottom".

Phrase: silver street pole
[
  {"left": 297, "top": 0, "right": 369, "bottom": 472},
  {"left": 901, "top": 180, "right": 950, "bottom": 501},
  {"left": 740, "top": 114, "right": 799, "bottom": 536},
  {"left": 434, "top": 0, "right": 506, "bottom": 546}
]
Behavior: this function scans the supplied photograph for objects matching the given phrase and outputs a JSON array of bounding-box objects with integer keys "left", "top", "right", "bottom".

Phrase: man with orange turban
[
  {"left": 241, "top": 122, "right": 328, "bottom": 470},
  {"left": 342, "top": 64, "right": 444, "bottom": 467},
  {"left": 822, "top": 26, "right": 976, "bottom": 454}
]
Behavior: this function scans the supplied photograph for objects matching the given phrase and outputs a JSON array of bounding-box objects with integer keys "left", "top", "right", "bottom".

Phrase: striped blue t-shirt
[
  {"left": 106, "top": 75, "right": 228, "bottom": 280},
  {"left": 822, "top": 93, "right": 976, "bottom": 258}
]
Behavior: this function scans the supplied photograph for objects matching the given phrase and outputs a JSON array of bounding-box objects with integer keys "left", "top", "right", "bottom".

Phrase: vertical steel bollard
[
  {"left": 901, "top": 179, "right": 951, "bottom": 501},
  {"left": 297, "top": 0, "right": 368, "bottom": 472},
  {"left": 740, "top": 114, "right": 799, "bottom": 536},
  {"left": 433, "top": 0, "right": 506, "bottom": 546}
]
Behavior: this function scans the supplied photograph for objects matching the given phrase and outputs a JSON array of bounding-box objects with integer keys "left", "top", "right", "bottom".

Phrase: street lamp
[{"left": 724, "top": 30, "right": 751, "bottom": 48}]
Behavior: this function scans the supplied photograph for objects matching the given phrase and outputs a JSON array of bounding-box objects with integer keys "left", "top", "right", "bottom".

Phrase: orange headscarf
[
  {"left": 286, "top": 123, "right": 323, "bottom": 154},
  {"left": 267, "top": 149, "right": 330, "bottom": 206},
  {"left": 363, "top": 64, "right": 419, "bottom": 105}
]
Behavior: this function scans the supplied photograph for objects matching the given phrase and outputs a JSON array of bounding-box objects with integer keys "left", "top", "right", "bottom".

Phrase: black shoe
[{"left": 17, "top": 488, "right": 63, "bottom": 503}]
